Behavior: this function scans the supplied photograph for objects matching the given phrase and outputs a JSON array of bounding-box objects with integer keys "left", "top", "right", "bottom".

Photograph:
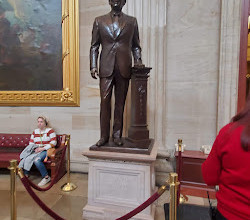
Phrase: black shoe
[
  {"left": 96, "top": 138, "right": 109, "bottom": 147},
  {"left": 113, "top": 137, "right": 123, "bottom": 146}
]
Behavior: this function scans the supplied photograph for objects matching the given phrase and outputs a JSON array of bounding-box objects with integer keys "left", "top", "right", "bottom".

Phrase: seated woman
[
  {"left": 202, "top": 97, "right": 250, "bottom": 220},
  {"left": 19, "top": 116, "right": 57, "bottom": 186}
]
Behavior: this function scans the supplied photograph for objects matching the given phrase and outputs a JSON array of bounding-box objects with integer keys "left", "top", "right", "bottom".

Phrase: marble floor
[{"left": 0, "top": 171, "right": 215, "bottom": 220}]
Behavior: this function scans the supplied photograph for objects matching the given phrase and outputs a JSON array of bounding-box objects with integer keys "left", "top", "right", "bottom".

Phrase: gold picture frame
[{"left": 0, "top": 0, "right": 79, "bottom": 106}]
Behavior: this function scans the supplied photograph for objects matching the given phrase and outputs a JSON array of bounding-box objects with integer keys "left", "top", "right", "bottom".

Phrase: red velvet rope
[
  {"left": 116, "top": 192, "right": 160, "bottom": 220},
  {"left": 20, "top": 176, "right": 65, "bottom": 220},
  {"left": 23, "top": 144, "right": 67, "bottom": 191}
]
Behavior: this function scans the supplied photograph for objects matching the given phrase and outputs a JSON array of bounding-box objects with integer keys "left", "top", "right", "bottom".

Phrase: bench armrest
[{"left": 49, "top": 135, "right": 68, "bottom": 161}]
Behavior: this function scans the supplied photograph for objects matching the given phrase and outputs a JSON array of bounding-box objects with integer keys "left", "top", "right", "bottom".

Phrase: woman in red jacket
[{"left": 202, "top": 97, "right": 250, "bottom": 220}]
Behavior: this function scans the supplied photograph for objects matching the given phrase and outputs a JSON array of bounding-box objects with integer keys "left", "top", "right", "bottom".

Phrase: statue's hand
[{"left": 90, "top": 68, "right": 99, "bottom": 79}]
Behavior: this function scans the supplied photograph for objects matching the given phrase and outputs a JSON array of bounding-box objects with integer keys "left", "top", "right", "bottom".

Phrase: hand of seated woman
[{"left": 35, "top": 147, "right": 45, "bottom": 153}]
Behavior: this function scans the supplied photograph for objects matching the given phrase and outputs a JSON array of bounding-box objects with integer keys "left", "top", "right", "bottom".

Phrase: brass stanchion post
[
  {"left": 8, "top": 160, "right": 17, "bottom": 220},
  {"left": 61, "top": 135, "right": 77, "bottom": 191},
  {"left": 177, "top": 139, "right": 188, "bottom": 204},
  {"left": 169, "top": 173, "right": 180, "bottom": 220},
  {"left": 177, "top": 139, "right": 182, "bottom": 206}
]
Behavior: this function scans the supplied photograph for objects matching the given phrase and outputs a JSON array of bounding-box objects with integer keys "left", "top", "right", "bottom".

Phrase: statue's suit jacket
[{"left": 90, "top": 12, "right": 142, "bottom": 79}]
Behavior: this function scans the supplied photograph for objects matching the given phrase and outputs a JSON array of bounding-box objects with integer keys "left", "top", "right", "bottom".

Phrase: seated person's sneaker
[{"left": 38, "top": 176, "right": 51, "bottom": 186}]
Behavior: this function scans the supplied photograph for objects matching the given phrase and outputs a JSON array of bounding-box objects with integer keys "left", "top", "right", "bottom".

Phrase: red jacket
[{"left": 202, "top": 123, "right": 250, "bottom": 220}]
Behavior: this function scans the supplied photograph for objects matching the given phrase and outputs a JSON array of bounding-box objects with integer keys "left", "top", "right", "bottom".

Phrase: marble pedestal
[{"left": 82, "top": 143, "right": 157, "bottom": 220}]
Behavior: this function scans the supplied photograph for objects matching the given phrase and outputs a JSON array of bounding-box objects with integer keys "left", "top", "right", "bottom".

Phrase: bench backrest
[{"left": 0, "top": 134, "right": 64, "bottom": 151}]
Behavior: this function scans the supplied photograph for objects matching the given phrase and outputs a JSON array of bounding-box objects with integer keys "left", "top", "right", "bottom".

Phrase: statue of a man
[{"left": 90, "top": 0, "right": 142, "bottom": 147}]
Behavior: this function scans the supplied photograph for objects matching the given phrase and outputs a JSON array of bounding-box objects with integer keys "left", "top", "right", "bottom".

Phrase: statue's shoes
[
  {"left": 96, "top": 138, "right": 109, "bottom": 147},
  {"left": 113, "top": 138, "right": 123, "bottom": 146}
]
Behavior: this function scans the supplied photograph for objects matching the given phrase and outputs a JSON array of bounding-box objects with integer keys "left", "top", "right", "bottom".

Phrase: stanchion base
[
  {"left": 180, "top": 194, "right": 188, "bottom": 204},
  {"left": 61, "top": 182, "right": 77, "bottom": 192}
]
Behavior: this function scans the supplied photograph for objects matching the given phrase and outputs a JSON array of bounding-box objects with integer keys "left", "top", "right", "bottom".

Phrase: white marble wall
[
  {"left": 0, "top": 0, "right": 240, "bottom": 171},
  {"left": 217, "top": 0, "right": 242, "bottom": 132},
  {"left": 164, "top": 0, "right": 221, "bottom": 151},
  {"left": 124, "top": 0, "right": 222, "bottom": 152},
  {"left": 123, "top": 0, "right": 168, "bottom": 152}
]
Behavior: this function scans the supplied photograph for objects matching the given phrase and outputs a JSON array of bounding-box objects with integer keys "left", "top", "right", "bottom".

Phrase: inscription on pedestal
[{"left": 138, "top": 84, "right": 146, "bottom": 117}]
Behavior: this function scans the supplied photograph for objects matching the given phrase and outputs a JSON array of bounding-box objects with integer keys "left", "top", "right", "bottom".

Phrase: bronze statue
[{"left": 90, "top": 0, "right": 143, "bottom": 147}]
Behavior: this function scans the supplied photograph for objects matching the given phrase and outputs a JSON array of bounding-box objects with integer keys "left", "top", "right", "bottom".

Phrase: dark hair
[{"left": 231, "top": 96, "right": 250, "bottom": 151}]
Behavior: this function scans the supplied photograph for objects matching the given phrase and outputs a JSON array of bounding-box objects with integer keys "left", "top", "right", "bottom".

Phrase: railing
[
  {"left": 8, "top": 135, "right": 77, "bottom": 220},
  {"left": 8, "top": 137, "right": 185, "bottom": 220}
]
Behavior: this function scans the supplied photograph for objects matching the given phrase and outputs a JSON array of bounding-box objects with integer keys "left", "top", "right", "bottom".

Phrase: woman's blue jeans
[{"left": 23, "top": 151, "right": 48, "bottom": 178}]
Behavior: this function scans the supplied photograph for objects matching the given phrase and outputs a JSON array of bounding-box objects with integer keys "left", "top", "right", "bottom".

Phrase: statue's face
[{"left": 109, "top": 0, "right": 126, "bottom": 11}]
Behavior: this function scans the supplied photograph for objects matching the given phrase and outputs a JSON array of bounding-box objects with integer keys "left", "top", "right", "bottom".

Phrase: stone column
[
  {"left": 217, "top": 0, "right": 242, "bottom": 131},
  {"left": 124, "top": 0, "right": 168, "bottom": 152}
]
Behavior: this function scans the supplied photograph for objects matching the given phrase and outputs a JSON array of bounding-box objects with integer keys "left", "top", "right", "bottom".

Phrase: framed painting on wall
[{"left": 0, "top": 0, "right": 79, "bottom": 106}]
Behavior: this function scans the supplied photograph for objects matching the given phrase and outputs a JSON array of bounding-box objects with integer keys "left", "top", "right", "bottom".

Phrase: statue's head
[{"left": 109, "top": 0, "right": 126, "bottom": 11}]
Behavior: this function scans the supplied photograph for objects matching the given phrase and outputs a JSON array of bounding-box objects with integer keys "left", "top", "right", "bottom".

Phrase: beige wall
[
  {"left": 0, "top": 0, "right": 229, "bottom": 171},
  {"left": 165, "top": 0, "right": 221, "bottom": 151},
  {"left": 125, "top": 0, "right": 222, "bottom": 153}
]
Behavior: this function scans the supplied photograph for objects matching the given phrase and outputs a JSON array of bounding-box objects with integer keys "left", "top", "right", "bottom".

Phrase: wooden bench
[{"left": 0, "top": 133, "right": 68, "bottom": 182}]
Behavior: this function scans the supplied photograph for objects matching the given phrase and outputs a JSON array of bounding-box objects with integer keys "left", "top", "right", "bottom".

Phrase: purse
[
  {"left": 207, "top": 191, "right": 217, "bottom": 220},
  {"left": 207, "top": 190, "right": 229, "bottom": 220}
]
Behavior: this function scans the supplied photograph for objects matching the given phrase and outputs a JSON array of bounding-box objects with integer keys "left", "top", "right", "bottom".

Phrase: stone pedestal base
[
  {"left": 82, "top": 143, "right": 157, "bottom": 220},
  {"left": 89, "top": 138, "right": 154, "bottom": 155}
]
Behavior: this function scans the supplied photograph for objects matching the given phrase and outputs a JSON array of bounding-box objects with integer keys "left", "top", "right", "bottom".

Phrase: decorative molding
[
  {"left": 61, "top": 88, "right": 74, "bottom": 102},
  {"left": 0, "top": 92, "right": 60, "bottom": 102},
  {"left": 217, "top": 0, "right": 242, "bottom": 131},
  {"left": 0, "top": 89, "right": 75, "bottom": 106}
]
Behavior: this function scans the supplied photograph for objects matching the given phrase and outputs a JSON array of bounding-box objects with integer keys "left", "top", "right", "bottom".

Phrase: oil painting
[
  {"left": 0, "top": 0, "right": 79, "bottom": 106},
  {"left": 0, "top": 0, "right": 62, "bottom": 91}
]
